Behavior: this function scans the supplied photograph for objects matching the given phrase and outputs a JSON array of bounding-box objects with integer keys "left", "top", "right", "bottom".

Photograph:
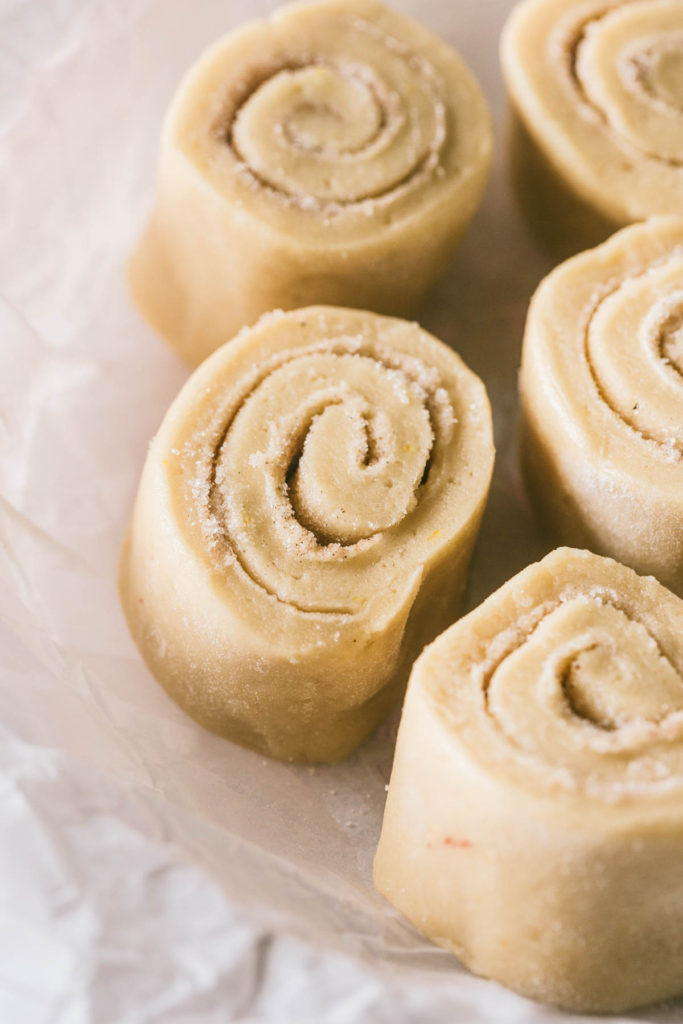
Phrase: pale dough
[
  {"left": 374, "top": 547, "right": 683, "bottom": 1012},
  {"left": 119, "top": 306, "right": 494, "bottom": 763},
  {"left": 520, "top": 217, "right": 683, "bottom": 596},
  {"left": 502, "top": 0, "right": 683, "bottom": 252},
  {"left": 130, "top": 0, "right": 493, "bottom": 366}
]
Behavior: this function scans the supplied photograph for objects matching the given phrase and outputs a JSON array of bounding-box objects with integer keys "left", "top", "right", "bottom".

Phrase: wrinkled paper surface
[{"left": 1, "top": 0, "right": 681, "bottom": 1021}]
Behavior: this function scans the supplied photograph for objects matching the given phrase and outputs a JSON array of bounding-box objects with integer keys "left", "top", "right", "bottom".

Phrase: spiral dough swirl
[
  {"left": 565, "top": 0, "right": 683, "bottom": 165},
  {"left": 201, "top": 0, "right": 490, "bottom": 224},
  {"left": 482, "top": 566, "right": 683, "bottom": 796},
  {"left": 194, "top": 328, "right": 455, "bottom": 613},
  {"left": 375, "top": 548, "right": 683, "bottom": 1011},
  {"left": 129, "top": 0, "right": 493, "bottom": 365},
  {"left": 228, "top": 21, "right": 446, "bottom": 211},
  {"left": 521, "top": 217, "right": 683, "bottom": 594},
  {"left": 502, "top": 0, "right": 683, "bottom": 224},
  {"left": 119, "top": 307, "right": 493, "bottom": 763}
]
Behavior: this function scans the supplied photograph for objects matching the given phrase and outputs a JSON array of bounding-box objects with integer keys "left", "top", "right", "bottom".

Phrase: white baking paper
[{"left": 0, "top": 0, "right": 681, "bottom": 1020}]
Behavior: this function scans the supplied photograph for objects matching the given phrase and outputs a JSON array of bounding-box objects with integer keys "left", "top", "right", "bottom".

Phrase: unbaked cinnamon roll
[
  {"left": 502, "top": 0, "right": 683, "bottom": 254},
  {"left": 119, "top": 307, "right": 494, "bottom": 763},
  {"left": 375, "top": 547, "right": 683, "bottom": 1012},
  {"left": 130, "top": 0, "right": 493, "bottom": 366},
  {"left": 521, "top": 217, "right": 683, "bottom": 595}
]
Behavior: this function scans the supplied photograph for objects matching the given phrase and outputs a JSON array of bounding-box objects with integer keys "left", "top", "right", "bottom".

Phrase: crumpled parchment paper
[{"left": 1, "top": 0, "right": 681, "bottom": 1021}]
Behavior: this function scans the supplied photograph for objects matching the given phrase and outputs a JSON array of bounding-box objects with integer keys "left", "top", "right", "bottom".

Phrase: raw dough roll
[
  {"left": 374, "top": 547, "right": 683, "bottom": 1012},
  {"left": 130, "top": 0, "right": 493, "bottom": 366},
  {"left": 119, "top": 307, "right": 494, "bottom": 763},
  {"left": 520, "top": 217, "right": 683, "bottom": 596},
  {"left": 502, "top": 0, "right": 683, "bottom": 254}
]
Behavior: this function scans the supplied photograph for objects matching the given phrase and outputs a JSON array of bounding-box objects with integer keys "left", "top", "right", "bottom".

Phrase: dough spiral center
[
  {"left": 186, "top": 334, "right": 456, "bottom": 614},
  {"left": 228, "top": 17, "right": 446, "bottom": 207},
  {"left": 485, "top": 594, "right": 683, "bottom": 789},
  {"left": 628, "top": 35, "right": 683, "bottom": 114}
]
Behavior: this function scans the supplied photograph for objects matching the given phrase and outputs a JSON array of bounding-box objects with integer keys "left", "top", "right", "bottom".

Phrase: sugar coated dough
[
  {"left": 502, "top": 0, "right": 683, "bottom": 229},
  {"left": 119, "top": 306, "right": 494, "bottom": 763},
  {"left": 374, "top": 547, "right": 683, "bottom": 1012},
  {"left": 520, "top": 217, "right": 683, "bottom": 595},
  {"left": 130, "top": 0, "right": 493, "bottom": 366}
]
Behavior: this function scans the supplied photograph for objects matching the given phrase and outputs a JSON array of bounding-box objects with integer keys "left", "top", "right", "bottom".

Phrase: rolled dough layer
[
  {"left": 129, "top": 0, "right": 493, "bottom": 366},
  {"left": 520, "top": 217, "right": 683, "bottom": 596},
  {"left": 119, "top": 306, "right": 494, "bottom": 763},
  {"left": 374, "top": 547, "right": 683, "bottom": 1012},
  {"left": 502, "top": 0, "right": 683, "bottom": 253}
]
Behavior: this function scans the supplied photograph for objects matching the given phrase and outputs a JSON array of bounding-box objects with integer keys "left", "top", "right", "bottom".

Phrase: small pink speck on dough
[{"left": 443, "top": 836, "right": 472, "bottom": 848}]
